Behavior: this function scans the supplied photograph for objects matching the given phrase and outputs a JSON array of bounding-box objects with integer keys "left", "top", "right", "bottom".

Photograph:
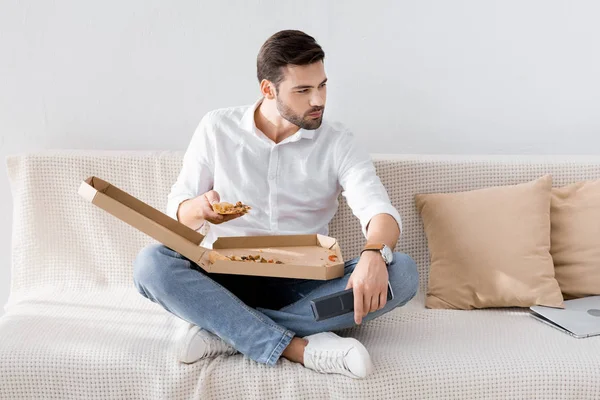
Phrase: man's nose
[{"left": 309, "top": 91, "right": 325, "bottom": 107}]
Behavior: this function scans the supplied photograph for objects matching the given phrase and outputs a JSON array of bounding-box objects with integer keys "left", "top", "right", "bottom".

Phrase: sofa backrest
[{"left": 6, "top": 151, "right": 600, "bottom": 298}]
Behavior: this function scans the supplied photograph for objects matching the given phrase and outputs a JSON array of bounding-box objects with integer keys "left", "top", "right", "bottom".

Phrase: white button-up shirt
[{"left": 166, "top": 99, "right": 402, "bottom": 248}]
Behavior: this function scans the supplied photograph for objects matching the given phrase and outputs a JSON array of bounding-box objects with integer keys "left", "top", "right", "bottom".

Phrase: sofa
[{"left": 2, "top": 150, "right": 600, "bottom": 399}]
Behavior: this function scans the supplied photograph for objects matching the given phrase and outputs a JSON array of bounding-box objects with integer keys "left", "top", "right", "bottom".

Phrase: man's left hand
[{"left": 345, "top": 251, "right": 389, "bottom": 325}]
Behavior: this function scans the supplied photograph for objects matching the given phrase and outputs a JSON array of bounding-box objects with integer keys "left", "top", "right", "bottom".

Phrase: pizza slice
[{"left": 211, "top": 201, "right": 251, "bottom": 215}]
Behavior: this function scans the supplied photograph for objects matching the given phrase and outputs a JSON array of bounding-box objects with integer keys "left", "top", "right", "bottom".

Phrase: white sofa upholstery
[{"left": 2, "top": 151, "right": 600, "bottom": 399}]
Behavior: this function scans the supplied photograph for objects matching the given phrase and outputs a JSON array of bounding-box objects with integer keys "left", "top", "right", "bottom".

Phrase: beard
[{"left": 276, "top": 97, "right": 324, "bottom": 130}]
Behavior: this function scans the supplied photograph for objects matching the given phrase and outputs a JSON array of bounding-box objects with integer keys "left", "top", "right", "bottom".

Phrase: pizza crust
[{"left": 212, "top": 201, "right": 251, "bottom": 215}]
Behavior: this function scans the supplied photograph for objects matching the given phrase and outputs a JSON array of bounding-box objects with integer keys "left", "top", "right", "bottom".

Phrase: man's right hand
[
  {"left": 198, "top": 190, "right": 245, "bottom": 224},
  {"left": 176, "top": 190, "right": 245, "bottom": 230}
]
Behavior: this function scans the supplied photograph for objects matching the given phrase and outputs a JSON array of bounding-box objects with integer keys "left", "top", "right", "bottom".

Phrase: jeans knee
[
  {"left": 388, "top": 253, "right": 419, "bottom": 304},
  {"left": 132, "top": 243, "right": 170, "bottom": 294}
]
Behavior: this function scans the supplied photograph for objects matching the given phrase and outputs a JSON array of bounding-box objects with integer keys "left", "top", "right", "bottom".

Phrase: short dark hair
[{"left": 257, "top": 30, "right": 325, "bottom": 90}]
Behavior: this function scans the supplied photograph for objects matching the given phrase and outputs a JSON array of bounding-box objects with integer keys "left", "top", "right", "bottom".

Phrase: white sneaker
[
  {"left": 302, "top": 332, "right": 374, "bottom": 379},
  {"left": 177, "top": 323, "right": 239, "bottom": 364}
]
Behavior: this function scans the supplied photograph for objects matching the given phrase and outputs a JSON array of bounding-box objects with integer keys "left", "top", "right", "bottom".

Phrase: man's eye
[
  {"left": 320, "top": 83, "right": 327, "bottom": 88},
  {"left": 297, "top": 89, "right": 308, "bottom": 94}
]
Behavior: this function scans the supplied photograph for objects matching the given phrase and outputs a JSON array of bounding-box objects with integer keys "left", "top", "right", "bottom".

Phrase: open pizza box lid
[{"left": 78, "top": 176, "right": 345, "bottom": 280}]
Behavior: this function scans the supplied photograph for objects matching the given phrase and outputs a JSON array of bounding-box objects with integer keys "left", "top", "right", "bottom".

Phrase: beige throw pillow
[
  {"left": 551, "top": 180, "right": 600, "bottom": 299},
  {"left": 416, "top": 175, "right": 564, "bottom": 309}
]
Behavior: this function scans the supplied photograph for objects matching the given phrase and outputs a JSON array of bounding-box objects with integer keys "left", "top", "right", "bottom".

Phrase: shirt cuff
[
  {"left": 166, "top": 195, "right": 207, "bottom": 232},
  {"left": 359, "top": 203, "right": 403, "bottom": 239},
  {"left": 166, "top": 194, "right": 195, "bottom": 222}
]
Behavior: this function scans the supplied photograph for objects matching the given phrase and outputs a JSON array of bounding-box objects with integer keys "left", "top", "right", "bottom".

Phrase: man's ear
[{"left": 260, "top": 79, "right": 276, "bottom": 100}]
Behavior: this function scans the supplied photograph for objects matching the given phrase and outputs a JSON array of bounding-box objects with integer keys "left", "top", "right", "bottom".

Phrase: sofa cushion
[
  {"left": 551, "top": 180, "right": 600, "bottom": 299},
  {"left": 415, "top": 175, "right": 564, "bottom": 309}
]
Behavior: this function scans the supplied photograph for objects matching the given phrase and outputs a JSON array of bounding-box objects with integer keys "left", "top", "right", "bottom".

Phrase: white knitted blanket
[{"left": 2, "top": 151, "right": 600, "bottom": 399}]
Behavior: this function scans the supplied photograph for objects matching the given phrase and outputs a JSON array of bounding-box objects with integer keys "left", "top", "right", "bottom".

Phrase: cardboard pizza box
[{"left": 78, "top": 176, "right": 345, "bottom": 280}]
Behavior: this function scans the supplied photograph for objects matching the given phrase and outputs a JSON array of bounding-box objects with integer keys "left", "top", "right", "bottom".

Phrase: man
[{"left": 133, "top": 30, "right": 418, "bottom": 379}]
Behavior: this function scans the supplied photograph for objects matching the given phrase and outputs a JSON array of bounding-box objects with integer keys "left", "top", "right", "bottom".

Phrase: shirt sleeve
[
  {"left": 336, "top": 130, "right": 403, "bottom": 239},
  {"left": 166, "top": 113, "right": 215, "bottom": 225}
]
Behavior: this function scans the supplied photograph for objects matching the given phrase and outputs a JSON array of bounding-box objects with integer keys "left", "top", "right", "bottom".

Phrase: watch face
[{"left": 381, "top": 245, "right": 393, "bottom": 264}]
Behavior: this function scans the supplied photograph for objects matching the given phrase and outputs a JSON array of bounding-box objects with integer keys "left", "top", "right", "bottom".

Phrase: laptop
[{"left": 530, "top": 295, "right": 600, "bottom": 338}]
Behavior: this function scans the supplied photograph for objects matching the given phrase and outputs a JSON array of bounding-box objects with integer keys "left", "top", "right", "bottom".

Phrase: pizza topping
[
  {"left": 212, "top": 201, "right": 252, "bottom": 215},
  {"left": 224, "top": 254, "right": 284, "bottom": 264},
  {"left": 328, "top": 255, "right": 338, "bottom": 262}
]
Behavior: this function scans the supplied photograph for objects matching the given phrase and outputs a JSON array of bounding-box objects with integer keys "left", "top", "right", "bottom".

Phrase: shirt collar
[{"left": 242, "top": 98, "right": 316, "bottom": 141}]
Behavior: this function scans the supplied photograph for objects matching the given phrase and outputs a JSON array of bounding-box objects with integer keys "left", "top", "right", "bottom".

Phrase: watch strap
[{"left": 360, "top": 243, "right": 385, "bottom": 255}]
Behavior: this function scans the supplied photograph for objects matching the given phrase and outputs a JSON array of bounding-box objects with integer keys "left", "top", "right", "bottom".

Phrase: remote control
[{"left": 310, "top": 281, "right": 394, "bottom": 321}]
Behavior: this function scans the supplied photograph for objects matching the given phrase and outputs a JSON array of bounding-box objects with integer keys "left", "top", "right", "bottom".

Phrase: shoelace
[
  {"left": 309, "top": 349, "right": 350, "bottom": 373},
  {"left": 202, "top": 335, "right": 235, "bottom": 357},
  {"left": 202, "top": 337, "right": 217, "bottom": 358}
]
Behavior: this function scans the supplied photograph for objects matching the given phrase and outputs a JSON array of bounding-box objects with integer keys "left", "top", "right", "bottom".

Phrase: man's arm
[
  {"left": 365, "top": 213, "right": 401, "bottom": 250},
  {"left": 336, "top": 130, "right": 403, "bottom": 325},
  {"left": 346, "top": 212, "right": 401, "bottom": 326},
  {"left": 167, "top": 112, "right": 245, "bottom": 231},
  {"left": 336, "top": 130, "right": 403, "bottom": 244},
  {"left": 166, "top": 113, "right": 215, "bottom": 229}
]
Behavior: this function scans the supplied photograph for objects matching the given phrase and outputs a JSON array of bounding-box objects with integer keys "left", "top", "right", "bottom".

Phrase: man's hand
[
  {"left": 198, "top": 190, "right": 245, "bottom": 224},
  {"left": 344, "top": 251, "right": 389, "bottom": 325},
  {"left": 177, "top": 190, "right": 244, "bottom": 229}
]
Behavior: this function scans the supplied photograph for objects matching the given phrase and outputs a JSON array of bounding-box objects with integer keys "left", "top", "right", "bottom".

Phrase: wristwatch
[{"left": 360, "top": 243, "right": 394, "bottom": 266}]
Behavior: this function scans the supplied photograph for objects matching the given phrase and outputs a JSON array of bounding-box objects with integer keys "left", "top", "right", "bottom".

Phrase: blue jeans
[{"left": 133, "top": 243, "right": 418, "bottom": 367}]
